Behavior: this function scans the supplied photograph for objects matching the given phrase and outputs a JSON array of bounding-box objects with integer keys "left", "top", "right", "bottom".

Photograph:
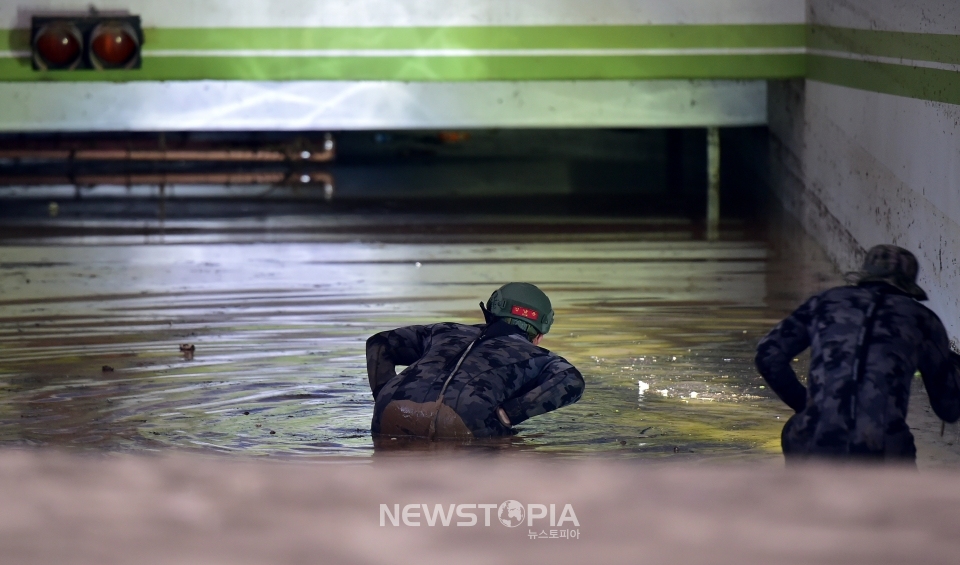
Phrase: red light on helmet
[
  {"left": 511, "top": 305, "right": 540, "bottom": 321},
  {"left": 89, "top": 21, "right": 140, "bottom": 69},
  {"left": 32, "top": 21, "right": 83, "bottom": 70}
]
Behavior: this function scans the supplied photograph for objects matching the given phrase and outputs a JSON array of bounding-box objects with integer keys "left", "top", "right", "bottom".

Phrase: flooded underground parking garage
[
  {"left": 0, "top": 128, "right": 842, "bottom": 460},
  {"left": 4, "top": 1, "right": 960, "bottom": 563}
]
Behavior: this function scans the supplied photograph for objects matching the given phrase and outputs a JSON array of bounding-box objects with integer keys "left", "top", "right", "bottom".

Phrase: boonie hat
[{"left": 847, "top": 244, "right": 927, "bottom": 300}]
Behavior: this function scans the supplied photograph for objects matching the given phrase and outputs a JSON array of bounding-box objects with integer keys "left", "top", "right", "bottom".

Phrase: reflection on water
[{"left": 0, "top": 215, "right": 839, "bottom": 459}]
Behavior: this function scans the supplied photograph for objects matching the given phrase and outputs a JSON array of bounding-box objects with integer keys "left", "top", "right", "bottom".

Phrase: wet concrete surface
[{"left": 0, "top": 213, "right": 957, "bottom": 465}]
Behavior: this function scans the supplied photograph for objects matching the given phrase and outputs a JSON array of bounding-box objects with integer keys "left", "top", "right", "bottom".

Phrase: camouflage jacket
[
  {"left": 366, "top": 320, "right": 584, "bottom": 437},
  {"left": 756, "top": 281, "right": 960, "bottom": 459}
]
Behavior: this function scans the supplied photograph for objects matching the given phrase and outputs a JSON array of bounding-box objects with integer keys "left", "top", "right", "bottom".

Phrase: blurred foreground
[{"left": 0, "top": 449, "right": 958, "bottom": 565}]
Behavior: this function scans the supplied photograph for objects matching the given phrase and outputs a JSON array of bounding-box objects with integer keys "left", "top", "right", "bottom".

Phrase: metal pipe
[
  {"left": 0, "top": 147, "right": 335, "bottom": 163},
  {"left": 0, "top": 171, "right": 334, "bottom": 186},
  {"left": 706, "top": 127, "right": 720, "bottom": 241}
]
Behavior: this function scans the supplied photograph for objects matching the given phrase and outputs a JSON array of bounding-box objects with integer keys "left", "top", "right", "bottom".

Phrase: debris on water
[
  {"left": 255, "top": 424, "right": 261, "bottom": 428},
  {"left": 689, "top": 391, "right": 698, "bottom": 399},
  {"left": 658, "top": 389, "right": 669, "bottom": 397},
  {"left": 179, "top": 344, "right": 195, "bottom": 352},
  {"left": 637, "top": 380, "right": 650, "bottom": 396},
  {"left": 673, "top": 446, "right": 680, "bottom": 453},
  {"left": 619, "top": 440, "right": 627, "bottom": 445},
  {"left": 101, "top": 365, "right": 114, "bottom": 372}
]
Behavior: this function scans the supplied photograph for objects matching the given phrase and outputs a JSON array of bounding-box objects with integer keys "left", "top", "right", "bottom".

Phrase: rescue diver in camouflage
[
  {"left": 756, "top": 245, "right": 960, "bottom": 461},
  {"left": 366, "top": 283, "right": 584, "bottom": 439}
]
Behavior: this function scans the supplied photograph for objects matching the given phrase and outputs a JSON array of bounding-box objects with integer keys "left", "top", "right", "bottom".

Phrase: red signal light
[
  {"left": 32, "top": 22, "right": 82, "bottom": 70},
  {"left": 89, "top": 21, "right": 140, "bottom": 69}
]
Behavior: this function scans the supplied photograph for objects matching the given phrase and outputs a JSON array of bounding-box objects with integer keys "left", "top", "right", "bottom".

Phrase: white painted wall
[
  {"left": 1, "top": 0, "right": 805, "bottom": 29},
  {"left": 807, "top": 0, "right": 960, "bottom": 34},
  {"left": 770, "top": 0, "right": 960, "bottom": 340},
  {"left": 0, "top": 80, "right": 768, "bottom": 131}
]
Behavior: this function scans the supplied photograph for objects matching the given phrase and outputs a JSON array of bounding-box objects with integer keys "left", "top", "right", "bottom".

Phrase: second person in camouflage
[{"left": 756, "top": 245, "right": 960, "bottom": 462}]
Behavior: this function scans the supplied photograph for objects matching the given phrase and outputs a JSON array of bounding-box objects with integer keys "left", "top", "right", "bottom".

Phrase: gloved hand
[{"left": 496, "top": 407, "right": 512, "bottom": 427}]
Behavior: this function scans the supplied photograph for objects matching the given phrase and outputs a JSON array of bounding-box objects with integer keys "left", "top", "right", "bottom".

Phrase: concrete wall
[
  {"left": 0, "top": 0, "right": 804, "bottom": 130},
  {"left": 769, "top": 0, "right": 960, "bottom": 340}
]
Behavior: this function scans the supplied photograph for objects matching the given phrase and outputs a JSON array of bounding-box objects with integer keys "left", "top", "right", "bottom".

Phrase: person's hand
[{"left": 496, "top": 407, "right": 512, "bottom": 427}]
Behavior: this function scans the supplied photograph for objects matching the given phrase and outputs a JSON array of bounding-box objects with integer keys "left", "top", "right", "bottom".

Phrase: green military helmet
[{"left": 486, "top": 282, "right": 554, "bottom": 335}]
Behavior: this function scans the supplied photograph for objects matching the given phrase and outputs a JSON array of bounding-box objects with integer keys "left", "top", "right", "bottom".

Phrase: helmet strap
[{"left": 479, "top": 301, "right": 498, "bottom": 325}]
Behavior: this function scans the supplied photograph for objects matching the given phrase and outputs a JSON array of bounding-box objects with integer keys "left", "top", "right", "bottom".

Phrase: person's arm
[
  {"left": 755, "top": 296, "right": 816, "bottom": 413},
  {"left": 366, "top": 325, "right": 431, "bottom": 398},
  {"left": 498, "top": 357, "right": 584, "bottom": 426},
  {"left": 917, "top": 315, "right": 960, "bottom": 424}
]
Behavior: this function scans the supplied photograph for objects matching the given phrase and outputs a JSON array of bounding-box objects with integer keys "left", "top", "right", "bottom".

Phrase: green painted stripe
[
  {"left": 142, "top": 24, "right": 805, "bottom": 51},
  {"left": 808, "top": 55, "right": 960, "bottom": 106},
  {"left": 1, "top": 29, "right": 29, "bottom": 51},
  {"left": 0, "top": 54, "right": 804, "bottom": 82},
  {"left": 808, "top": 25, "right": 960, "bottom": 65}
]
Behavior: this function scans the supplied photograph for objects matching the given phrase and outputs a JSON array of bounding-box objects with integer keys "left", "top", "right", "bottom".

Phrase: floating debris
[
  {"left": 637, "top": 380, "right": 650, "bottom": 397},
  {"left": 101, "top": 365, "right": 114, "bottom": 372}
]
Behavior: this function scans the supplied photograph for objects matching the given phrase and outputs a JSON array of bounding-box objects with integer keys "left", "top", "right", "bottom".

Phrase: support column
[{"left": 706, "top": 127, "right": 720, "bottom": 241}]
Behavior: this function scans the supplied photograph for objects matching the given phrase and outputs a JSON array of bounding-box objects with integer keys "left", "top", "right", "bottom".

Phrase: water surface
[{"left": 0, "top": 216, "right": 841, "bottom": 460}]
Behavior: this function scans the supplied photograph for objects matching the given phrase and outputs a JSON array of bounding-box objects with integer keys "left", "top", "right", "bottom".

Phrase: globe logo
[{"left": 497, "top": 500, "right": 525, "bottom": 528}]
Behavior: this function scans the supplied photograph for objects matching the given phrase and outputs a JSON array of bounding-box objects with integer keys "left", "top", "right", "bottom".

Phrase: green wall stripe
[
  {"left": 808, "top": 55, "right": 960, "bottom": 106},
  {"left": 808, "top": 25, "right": 960, "bottom": 65},
  {"left": 0, "top": 24, "right": 804, "bottom": 55},
  {"left": 142, "top": 25, "right": 805, "bottom": 51},
  {"left": 0, "top": 54, "right": 804, "bottom": 82},
  {"left": 5, "top": 21, "right": 960, "bottom": 110},
  {"left": 1, "top": 29, "right": 29, "bottom": 50}
]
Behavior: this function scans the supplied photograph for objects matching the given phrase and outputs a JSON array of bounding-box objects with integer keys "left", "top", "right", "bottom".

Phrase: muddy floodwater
[{"left": 1, "top": 214, "right": 957, "bottom": 463}]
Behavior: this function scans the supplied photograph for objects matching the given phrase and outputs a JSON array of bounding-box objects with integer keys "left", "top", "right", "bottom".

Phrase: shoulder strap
[{"left": 848, "top": 288, "right": 886, "bottom": 428}]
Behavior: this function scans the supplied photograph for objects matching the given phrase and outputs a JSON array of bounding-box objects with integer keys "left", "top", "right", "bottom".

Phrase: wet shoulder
[
  {"left": 815, "top": 285, "right": 873, "bottom": 307},
  {"left": 882, "top": 294, "right": 947, "bottom": 335},
  {"left": 470, "top": 334, "right": 551, "bottom": 368},
  {"left": 817, "top": 286, "right": 946, "bottom": 338},
  {"left": 426, "top": 322, "right": 482, "bottom": 337}
]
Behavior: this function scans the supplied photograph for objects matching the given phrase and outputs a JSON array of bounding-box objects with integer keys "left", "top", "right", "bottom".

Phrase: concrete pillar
[{"left": 706, "top": 127, "right": 720, "bottom": 241}]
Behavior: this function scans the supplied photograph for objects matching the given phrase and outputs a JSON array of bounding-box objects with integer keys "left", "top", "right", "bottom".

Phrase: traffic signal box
[{"left": 32, "top": 16, "right": 143, "bottom": 71}]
